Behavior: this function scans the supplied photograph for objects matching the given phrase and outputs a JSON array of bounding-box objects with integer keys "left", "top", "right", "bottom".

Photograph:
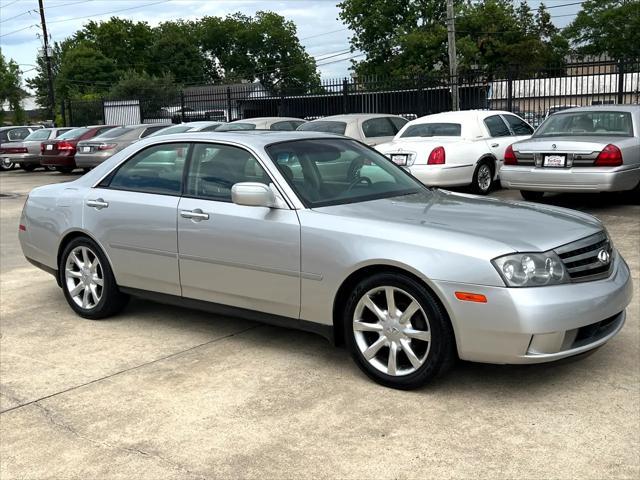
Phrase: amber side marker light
[{"left": 455, "top": 292, "right": 487, "bottom": 303}]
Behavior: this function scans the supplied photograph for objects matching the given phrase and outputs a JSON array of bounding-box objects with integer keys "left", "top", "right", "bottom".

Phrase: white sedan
[
  {"left": 376, "top": 110, "right": 533, "bottom": 194},
  {"left": 297, "top": 114, "right": 408, "bottom": 146}
]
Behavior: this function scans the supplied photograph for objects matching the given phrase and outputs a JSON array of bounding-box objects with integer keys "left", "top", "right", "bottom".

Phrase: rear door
[
  {"left": 177, "top": 142, "right": 301, "bottom": 318},
  {"left": 483, "top": 114, "right": 513, "bottom": 162},
  {"left": 501, "top": 114, "right": 534, "bottom": 143},
  {"left": 83, "top": 142, "right": 189, "bottom": 295}
]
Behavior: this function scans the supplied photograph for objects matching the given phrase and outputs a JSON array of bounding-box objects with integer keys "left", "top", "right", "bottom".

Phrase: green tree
[
  {"left": 0, "top": 49, "right": 25, "bottom": 124},
  {"left": 108, "top": 70, "right": 179, "bottom": 116},
  {"left": 26, "top": 42, "right": 64, "bottom": 117},
  {"left": 564, "top": 0, "right": 640, "bottom": 59},
  {"left": 55, "top": 43, "right": 119, "bottom": 99}
]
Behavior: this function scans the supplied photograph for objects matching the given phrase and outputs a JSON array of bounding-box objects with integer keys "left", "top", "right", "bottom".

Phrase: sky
[{"left": 1, "top": 0, "right": 584, "bottom": 89}]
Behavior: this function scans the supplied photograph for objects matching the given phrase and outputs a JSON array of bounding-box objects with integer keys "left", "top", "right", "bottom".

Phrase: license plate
[
  {"left": 82, "top": 146, "right": 90, "bottom": 153},
  {"left": 46, "top": 144, "right": 53, "bottom": 151},
  {"left": 543, "top": 154, "right": 566, "bottom": 167},
  {"left": 390, "top": 154, "right": 408, "bottom": 166}
]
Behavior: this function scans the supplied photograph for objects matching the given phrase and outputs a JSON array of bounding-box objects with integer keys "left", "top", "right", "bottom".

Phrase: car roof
[
  {"left": 138, "top": 130, "right": 340, "bottom": 148},
  {"left": 410, "top": 110, "right": 514, "bottom": 124},
  {"left": 552, "top": 104, "right": 640, "bottom": 113},
  {"left": 230, "top": 117, "right": 305, "bottom": 124},
  {"left": 308, "top": 113, "right": 404, "bottom": 122}
]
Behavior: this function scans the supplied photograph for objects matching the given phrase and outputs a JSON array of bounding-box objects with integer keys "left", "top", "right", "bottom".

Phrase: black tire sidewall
[
  {"left": 59, "top": 237, "right": 123, "bottom": 319},
  {"left": 520, "top": 190, "right": 544, "bottom": 201},
  {"left": 343, "top": 273, "right": 454, "bottom": 389},
  {"left": 472, "top": 160, "right": 494, "bottom": 195}
]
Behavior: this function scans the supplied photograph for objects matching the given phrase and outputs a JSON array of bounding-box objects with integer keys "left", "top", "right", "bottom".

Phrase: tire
[
  {"left": 343, "top": 273, "right": 456, "bottom": 390},
  {"left": 20, "top": 163, "right": 37, "bottom": 172},
  {"left": 520, "top": 190, "right": 544, "bottom": 201},
  {"left": 59, "top": 237, "right": 129, "bottom": 319},
  {"left": 55, "top": 166, "right": 74, "bottom": 174},
  {"left": 0, "top": 158, "right": 15, "bottom": 171},
  {"left": 471, "top": 160, "right": 494, "bottom": 195},
  {"left": 82, "top": 167, "right": 91, "bottom": 173},
  {"left": 44, "top": 165, "right": 56, "bottom": 172}
]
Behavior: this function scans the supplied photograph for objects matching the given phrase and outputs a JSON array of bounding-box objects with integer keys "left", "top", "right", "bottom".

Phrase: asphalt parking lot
[{"left": 1, "top": 169, "right": 638, "bottom": 479}]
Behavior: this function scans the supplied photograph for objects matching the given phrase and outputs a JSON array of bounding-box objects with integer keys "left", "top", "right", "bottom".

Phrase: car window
[
  {"left": 200, "top": 123, "right": 223, "bottom": 132},
  {"left": 297, "top": 121, "right": 347, "bottom": 135},
  {"left": 96, "top": 127, "right": 135, "bottom": 139},
  {"left": 7, "top": 128, "right": 31, "bottom": 141},
  {"left": 362, "top": 118, "right": 397, "bottom": 138},
  {"left": 54, "top": 128, "right": 73, "bottom": 138},
  {"left": 535, "top": 111, "right": 634, "bottom": 137},
  {"left": 103, "top": 143, "right": 189, "bottom": 195},
  {"left": 503, "top": 115, "right": 534, "bottom": 135},
  {"left": 185, "top": 143, "right": 270, "bottom": 202},
  {"left": 215, "top": 123, "right": 257, "bottom": 131},
  {"left": 484, "top": 115, "right": 511, "bottom": 137},
  {"left": 389, "top": 117, "right": 408, "bottom": 131},
  {"left": 140, "top": 125, "right": 168, "bottom": 138},
  {"left": 57, "top": 127, "right": 90, "bottom": 140},
  {"left": 95, "top": 126, "right": 117, "bottom": 136},
  {"left": 24, "top": 129, "right": 52, "bottom": 141},
  {"left": 401, "top": 123, "right": 461, "bottom": 137},
  {"left": 267, "top": 138, "right": 423, "bottom": 208},
  {"left": 270, "top": 121, "right": 298, "bottom": 131}
]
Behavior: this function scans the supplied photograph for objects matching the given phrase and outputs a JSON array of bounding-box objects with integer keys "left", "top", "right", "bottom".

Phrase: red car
[{"left": 40, "top": 125, "right": 117, "bottom": 173}]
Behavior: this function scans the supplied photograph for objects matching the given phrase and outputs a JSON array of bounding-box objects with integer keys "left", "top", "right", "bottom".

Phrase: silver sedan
[
  {"left": 19, "top": 132, "right": 633, "bottom": 389},
  {"left": 501, "top": 105, "right": 640, "bottom": 200}
]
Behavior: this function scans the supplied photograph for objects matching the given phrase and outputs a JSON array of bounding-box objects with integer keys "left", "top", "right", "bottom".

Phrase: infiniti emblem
[
  {"left": 598, "top": 249, "right": 611, "bottom": 265},
  {"left": 552, "top": 144, "right": 557, "bottom": 150}
]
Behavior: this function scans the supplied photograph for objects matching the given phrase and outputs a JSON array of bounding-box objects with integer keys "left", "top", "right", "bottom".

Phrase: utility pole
[
  {"left": 446, "top": 0, "right": 459, "bottom": 111},
  {"left": 38, "top": 0, "right": 56, "bottom": 124}
]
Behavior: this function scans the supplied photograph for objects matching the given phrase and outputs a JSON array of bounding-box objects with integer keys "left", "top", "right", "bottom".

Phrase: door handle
[
  {"left": 86, "top": 198, "right": 109, "bottom": 209},
  {"left": 491, "top": 143, "right": 499, "bottom": 148},
  {"left": 180, "top": 209, "right": 209, "bottom": 221}
]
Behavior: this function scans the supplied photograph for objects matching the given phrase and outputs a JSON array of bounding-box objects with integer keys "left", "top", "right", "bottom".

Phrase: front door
[
  {"left": 83, "top": 142, "right": 189, "bottom": 295},
  {"left": 177, "top": 142, "right": 301, "bottom": 318}
]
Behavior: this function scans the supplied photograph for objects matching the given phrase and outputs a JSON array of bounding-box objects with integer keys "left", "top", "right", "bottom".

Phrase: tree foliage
[
  {"left": 0, "top": 49, "right": 26, "bottom": 124},
  {"left": 564, "top": 0, "right": 640, "bottom": 60},
  {"left": 339, "top": 0, "right": 569, "bottom": 78}
]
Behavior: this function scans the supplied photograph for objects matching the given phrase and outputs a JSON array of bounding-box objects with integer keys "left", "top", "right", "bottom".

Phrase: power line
[
  {"left": 300, "top": 27, "right": 349, "bottom": 41},
  {"left": 0, "top": 0, "right": 22, "bottom": 9},
  {"left": 0, "top": 24, "right": 38, "bottom": 38},
  {"left": 541, "top": 1, "right": 585, "bottom": 9},
  {"left": 47, "top": 0, "right": 170, "bottom": 24}
]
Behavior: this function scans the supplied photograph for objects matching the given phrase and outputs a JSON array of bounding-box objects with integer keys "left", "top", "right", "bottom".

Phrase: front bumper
[
  {"left": 408, "top": 163, "right": 475, "bottom": 187},
  {"left": 432, "top": 254, "right": 633, "bottom": 364},
  {"left": 500, "top": 165, "right": 640, "bottom": 192}
]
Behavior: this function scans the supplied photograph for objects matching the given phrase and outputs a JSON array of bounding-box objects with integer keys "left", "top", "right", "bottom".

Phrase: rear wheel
[
  {"left": 344, "top": 273, "right": 456, "bottom": 389},
  {"left": 0, "top": 158, "right": 15, "bottom": 171},
  {"left": 60, "top": 237, "right": 129, "bottom": 319},
  {"left": 44, "top": 165, "right": 56, "bottom": 172},
  {"left": 471, "top": 160, "right": 494, "bottom": 195},
  {"left": 20, "top": 163, "right": 37, "bottom": 172},
  {"left": 55, "top": 166, "right": 74, "bottom": 174},
  {"left": 520, "top": 190, "right": 544, "bottom": 201}
]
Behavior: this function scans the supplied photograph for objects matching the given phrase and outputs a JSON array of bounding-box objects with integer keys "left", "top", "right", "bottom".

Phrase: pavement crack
[
  {"left": 0, "top": 324, "right": 261, "bottom": 415},
  {"left": 32, "top": 401, "right": 208, "bottom": 480}
]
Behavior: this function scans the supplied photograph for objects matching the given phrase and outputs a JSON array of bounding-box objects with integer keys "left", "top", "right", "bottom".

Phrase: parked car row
[{"left": 3, "top": 106, "right": 638, "bottom": 200}]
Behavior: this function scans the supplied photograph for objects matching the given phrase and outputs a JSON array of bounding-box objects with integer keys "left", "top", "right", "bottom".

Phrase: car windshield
[
  {"left": 24, "top": 129, "right": 52, "bottom": 141},
  {"left": 216, "top": 123, "right": 256, "bottom": 131},
  {"left": 535, "top": 111, "right": 634, "bottom": 137},
  {"left": 57, "top": 127, "right": 89, "bottom": 140},
  {"left": 297, "top": 121, "right": 347, "bottom": 135},
  {"left": 149, "top": 125, "right": 192, "bottom": 136},
  {"left": 95, "top": 127, "right": 134, "bottom": 139},
  {"left": 266, "top": 138, "right": 424, "bottom": 208},
  {"left": 400, "top": 123, "right": 461, "bottom": 137}
]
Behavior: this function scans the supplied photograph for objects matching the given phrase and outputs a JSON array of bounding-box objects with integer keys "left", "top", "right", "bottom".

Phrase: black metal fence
[{"left": 63, "top": 56, "right": 640, "bottom": 128}]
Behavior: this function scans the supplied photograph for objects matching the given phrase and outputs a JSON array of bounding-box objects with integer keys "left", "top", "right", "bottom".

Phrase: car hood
[{"left": 314, "top": 189, "right": 602, "bottom": 253}]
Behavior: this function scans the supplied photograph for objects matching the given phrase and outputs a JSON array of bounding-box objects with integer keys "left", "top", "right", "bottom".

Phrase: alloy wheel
[
  {"left": 1, "top": 158, "right": 15, "bottom": 170},
  {"left": 64, "top": 246, "right": 104, "bottom": 309},
  {"left": 352, "top": 286, "right": 431, "bottom": 376},
  {"left": 477, "top": 164, "right": 492, "bottom": 192}
]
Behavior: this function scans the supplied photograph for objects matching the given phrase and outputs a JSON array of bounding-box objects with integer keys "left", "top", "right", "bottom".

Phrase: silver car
[
  {"left": 0, "top": 127, "right": 73, "bottom": 171},
  {"left": 19, "top": 132, "right": 633, "bottom": 389},
  {"left": 75, "top": 124, "right": 171, "bottom": 168},
  {"left": 501, "top": 105, "right": 640, "bottom": 200},
  {"left": 148, "top": 121, "right": 225, "bottom": 137}
]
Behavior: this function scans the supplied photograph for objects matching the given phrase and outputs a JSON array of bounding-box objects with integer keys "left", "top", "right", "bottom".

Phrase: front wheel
[
  {"left": 20, "top": 163, "right": 37, "bottom": 172},
  {"left": 0, "top": 158, "right": 15, "bottom": 171},
  {"left": 520, "top": 190, "right": 544, "bottom": 201},
  {"left": 471, "top": 160, "right": 494, "bottom": 195},
  {"left": 344, "top": 273, "right": 456, "bottom": 389},
  {"left": 60, "top": 237, "right": 129, "bottom": 319}
]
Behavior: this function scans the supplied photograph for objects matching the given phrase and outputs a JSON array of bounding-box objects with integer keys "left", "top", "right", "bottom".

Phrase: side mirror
[{"left": 231, "top": 182, "right": 276, "bottom": 208}]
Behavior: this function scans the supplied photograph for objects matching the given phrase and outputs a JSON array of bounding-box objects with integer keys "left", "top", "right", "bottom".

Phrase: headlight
[{"left": 492, "top": 251, "right": 569, "bottom": 287}]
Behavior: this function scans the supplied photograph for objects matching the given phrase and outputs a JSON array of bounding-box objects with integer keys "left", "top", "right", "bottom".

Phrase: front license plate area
[
  {"left": 390, "top": 154, "right": 408, "bottom": 166},
  {"left": 543, "top": 154, "right": 566, "bottom": 167}
]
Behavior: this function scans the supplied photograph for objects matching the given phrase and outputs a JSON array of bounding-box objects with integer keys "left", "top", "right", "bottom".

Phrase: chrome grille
[{"left": 554, "top": 231, "right": 613, "bottom": 282}]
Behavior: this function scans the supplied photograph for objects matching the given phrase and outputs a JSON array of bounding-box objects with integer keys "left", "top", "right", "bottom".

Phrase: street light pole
[
  {"left": 446, "top": 0, "right": 459, "bottom": 111},
  {"left": 38, "top": 0, "right": 56, "bottom": 124}
]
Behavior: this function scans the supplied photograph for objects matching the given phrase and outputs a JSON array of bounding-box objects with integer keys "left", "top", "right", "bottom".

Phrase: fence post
[
  {"left": 506, "top": 68, "right": 513, "bottom": 112},
  {"left": 617, "top": 59, "right": 625, "bottom": 104},
  {"left": 179, "top": 91, "right": 186, "bottom": 123},
  {"left": 342, "top": 78, "right": 349, "bottom": 114},
  {"left": 60, "top": 100, "right": 66, "bottom": 127},
  {"left": 68, "top": 99, "right": 73, "bottom": 126},
  {"left": 418, "top": 77, "right": 426, "bottom": 117},
  {"left": 226, "top": 87, "right": 233, "bottom": 121}
]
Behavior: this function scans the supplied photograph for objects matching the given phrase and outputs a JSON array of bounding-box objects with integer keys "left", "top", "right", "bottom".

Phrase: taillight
[
  {"left": 98, "top": 143, "right": 117, "bottom": 151},
  {"left": 427, "top": 146, "right": 445, "bottom": 165},
  {"left": 595, "top": 144, "right": 623, "bottom": 166},
  {"left": 57, "top": 141, "right": 75, "bottom": 151},
  {"left": 504, "top": 144, "right": 517, "bottom": 165},
  {"left": 40, "top": 143, "right": 46, "bottom": 153}
]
